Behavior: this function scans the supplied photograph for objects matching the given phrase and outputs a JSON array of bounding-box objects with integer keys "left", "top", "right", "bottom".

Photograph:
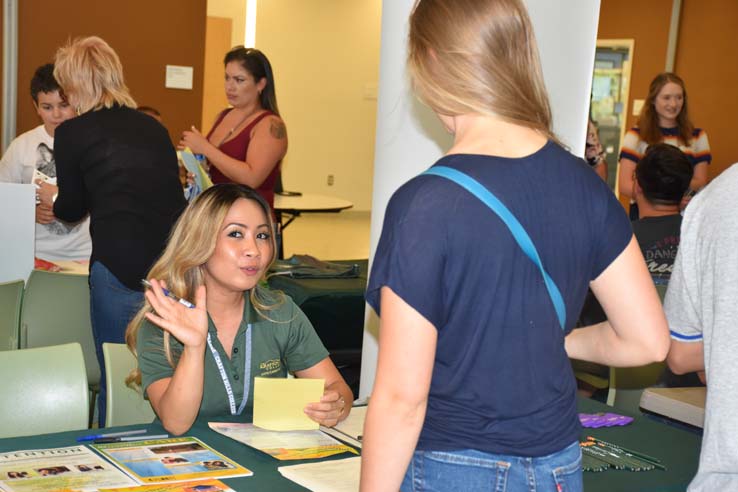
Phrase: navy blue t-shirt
[{"left": 366, "top": 141, "right": 632, "bottom": 457}]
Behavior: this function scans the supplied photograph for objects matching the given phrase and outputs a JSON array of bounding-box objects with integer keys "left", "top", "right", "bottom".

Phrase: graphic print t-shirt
[
  {"left": 632, "top": 214, "right": 682, "bottom": 280},
  {"left": 0, "top": 125, "right": 91, "bottom": 261}
]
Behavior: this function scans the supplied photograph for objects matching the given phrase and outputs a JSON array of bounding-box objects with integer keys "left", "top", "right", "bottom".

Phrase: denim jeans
[
  {"left": 400, "top": 440, "right": 582, "bottom": 492},
  {"left": 89, "top": 261, "right": 144, "bottom": 427}
]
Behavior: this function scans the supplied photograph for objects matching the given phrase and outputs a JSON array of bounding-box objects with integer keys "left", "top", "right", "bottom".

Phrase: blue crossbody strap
[{"left": 423, "top": 166, "right": 567, "bottom": 330}]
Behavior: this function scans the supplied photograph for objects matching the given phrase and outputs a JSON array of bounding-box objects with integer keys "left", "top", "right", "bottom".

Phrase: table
[
  {"left": 0, "top": 417, "right": 349, "bottom": 491},
  {"left": 273, "top": 193, "right": 353, "bottom": 230},
  {"left": 579, "top": 398, "right": 701, "bottom": 491},
  {"left": 268, "top": 259, "right": 367, "bottom": 396},
  {"left": 640, "top": 387, "right": 706, "bottom": 428},
  {"left": 0, "top": 397, "right": 700, "bottom": 491},
  {"left": 51, "top": 260, "right": 90, "bottom": 276},
  {"left": 267, "top": 259, "right": 367, "bottom": 352},
  {"left": 273, "top": 193, "right": 353, "bottom": 259}
]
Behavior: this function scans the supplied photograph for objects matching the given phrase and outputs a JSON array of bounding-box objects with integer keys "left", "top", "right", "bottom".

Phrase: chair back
[
  {"left": 19, "top": 270, "right": 100, "bottom": 388},
  {"left": 655, "top": 283, "right": 668, "bottom": 302},
  {"left": 607, "top": 362, "right": 666, "bottom": 413},
  {"left": 0, "top": 279, "right": 23, "bottom": 350},
  {"left": 103, "top": 343, "right": 156, "bottom": 427},
  {"left": 0, "top": 343, "right": 89, "bottom": 437}
]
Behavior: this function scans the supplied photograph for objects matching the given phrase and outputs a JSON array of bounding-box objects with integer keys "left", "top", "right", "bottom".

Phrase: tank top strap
[
  {"left": 243, "top": 110, "right": 274, "bottom": 134},
  {"left": 206, "top": 108, "right": 232, "bottom": 140}
]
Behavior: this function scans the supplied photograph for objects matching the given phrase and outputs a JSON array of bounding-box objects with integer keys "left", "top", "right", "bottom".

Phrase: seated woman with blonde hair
[{"left": 125, "top": 184, "right": 352, "bottom": 435}]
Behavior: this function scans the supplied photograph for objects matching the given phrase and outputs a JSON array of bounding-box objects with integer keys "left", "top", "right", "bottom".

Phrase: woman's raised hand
[{"left": 144, "top": 279, "right": 209, "bottom": 349}]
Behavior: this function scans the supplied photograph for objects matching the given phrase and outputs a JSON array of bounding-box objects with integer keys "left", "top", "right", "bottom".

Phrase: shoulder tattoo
[{"left": 269, "top": 120, "right": 287, "bottom": 139}]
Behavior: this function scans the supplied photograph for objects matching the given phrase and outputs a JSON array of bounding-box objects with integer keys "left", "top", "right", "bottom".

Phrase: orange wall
[
  {"left": 16, "top": 0, "right": 207, "bottom": 142},
  {"left": 202, "top": 16, "right": 232, "bottom": 131},
  {"left": 675, "top": 1, "right": 738, "bottom": 178},
  {"left": 597, "top": 0, "right": 673, "bottom": 133},
  {"left": 599, "top": 0, "right": 738, "bottom": 181}
]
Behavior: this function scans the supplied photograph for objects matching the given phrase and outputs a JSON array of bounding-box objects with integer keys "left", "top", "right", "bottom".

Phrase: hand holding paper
[
  {"left": 303, "top": 387, "right": 345, "bottom": 428},
  {"left": 253, "top": 377, "right": 324, "bottom": 431}
]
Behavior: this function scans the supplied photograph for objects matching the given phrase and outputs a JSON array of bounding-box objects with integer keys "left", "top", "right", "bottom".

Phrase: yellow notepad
[{"left": 253, "top": 377, "right": 324, "bottom": 431}]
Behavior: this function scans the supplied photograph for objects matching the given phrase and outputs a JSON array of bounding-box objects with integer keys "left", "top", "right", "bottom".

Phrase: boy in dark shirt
[
  {"left": 631, "top": 143, "right": 693, "bottom": 282},
  {"left": 574, "top": 143, "right": 696, "bottom": 392}
]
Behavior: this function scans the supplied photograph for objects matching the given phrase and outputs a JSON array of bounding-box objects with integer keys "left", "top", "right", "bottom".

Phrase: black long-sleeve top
[{"left": 54, "top": 105, "right": 186, "bottom": 291}]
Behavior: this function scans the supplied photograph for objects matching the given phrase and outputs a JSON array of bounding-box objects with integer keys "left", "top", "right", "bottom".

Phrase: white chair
[
  {"left": 103, "top": 343, "right": 156, "bottom": 427},
  {"left": 0, "top": 343, "right": 89, "bottom": 437},
  {"left": 20, "top": 269, "right": 101, "bottom": 425},
  {"left": 0, "top": 279, "right": 23, "bottom": 350}
]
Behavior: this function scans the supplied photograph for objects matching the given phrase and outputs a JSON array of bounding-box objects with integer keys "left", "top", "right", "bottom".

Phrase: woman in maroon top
[{"left": 179, "top": 47, "right": 287, "bottom": 209}]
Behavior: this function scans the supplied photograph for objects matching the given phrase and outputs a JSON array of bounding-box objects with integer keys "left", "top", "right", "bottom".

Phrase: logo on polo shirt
[{"left": 259, "top": 359, "right": 282, "bottom": 376}]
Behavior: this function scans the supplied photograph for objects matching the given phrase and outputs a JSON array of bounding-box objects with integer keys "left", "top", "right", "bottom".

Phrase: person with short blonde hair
[
  {"left": 48, "top": 35, "right": 187, "bottom": 427},
  {"left": 360, "top": 1, "right": 669, "bottom": 490},
  {"left": 53, "top": 36, "right": 136, "bottom": 114}
]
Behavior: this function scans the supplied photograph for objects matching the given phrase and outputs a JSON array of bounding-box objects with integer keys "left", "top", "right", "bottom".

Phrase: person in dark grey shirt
[{"left": 631, "top": 143, "right": 693, "bottom": 281}]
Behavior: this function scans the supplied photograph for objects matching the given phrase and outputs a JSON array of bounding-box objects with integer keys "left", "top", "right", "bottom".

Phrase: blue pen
[
  {"left": 77, "top": 429, "right": 147, "bottom": 442},
  {"left": 92, "top": 434, "right": 169, "bottom": 444},
  {"left": 141, "top": 279, "right": 196, "bottom": 309}
]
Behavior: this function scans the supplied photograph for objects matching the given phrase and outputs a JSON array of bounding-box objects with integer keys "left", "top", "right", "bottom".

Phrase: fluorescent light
[{"left": 245, "top": 0, "right": 257, "bottom": 48}]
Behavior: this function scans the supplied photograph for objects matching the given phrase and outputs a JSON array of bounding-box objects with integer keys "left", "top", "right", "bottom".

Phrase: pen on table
[
  {"left": 76, "top": 429, "right": 148, "bottom": 442},
  {"left": 141, "top": 279, "right": 195, "bottom": 309},
  {"left": 587, "top": 436, "right": 666, "bottom": 470},
  {"left": 327, "top": 426, "right": 361, "bottom": 444},
  {"left": 92, "top": 434, "right": 169, "bottom": 444}
]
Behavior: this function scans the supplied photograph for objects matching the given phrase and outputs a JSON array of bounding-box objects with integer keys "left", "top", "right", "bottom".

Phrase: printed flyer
[
  {"left": 91, "top": 437, "right": 251, "bottom": 484},
  {"left": 208, "top": 423, "right": 358, "bottom": 460},
  {"left": 0, "top": 445, "right": 136, "bottom": 492},
  {"left": 99, "top": 478, "right": 235, "bottom": 492}
]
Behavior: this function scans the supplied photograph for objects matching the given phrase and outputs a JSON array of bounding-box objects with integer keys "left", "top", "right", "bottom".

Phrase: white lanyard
[{"left": 206, "top": 324, "right": 252, "bottom": 416}]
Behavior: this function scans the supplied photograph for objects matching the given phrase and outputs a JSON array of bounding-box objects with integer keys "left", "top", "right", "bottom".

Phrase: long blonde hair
[
  {"left": 408, "top": 0, "right": 555, "bottom": 140},
  {"left": 54, "top": 36, "right": 136, "bottom": 113},
  {"left": 125, "top": 184, "right": 282, "bottom": 386}
]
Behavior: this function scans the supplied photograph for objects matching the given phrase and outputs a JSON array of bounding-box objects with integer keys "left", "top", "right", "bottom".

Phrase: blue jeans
[
  {"left": 89, "top": 261, "right": 144, "bottom": 427},
  {"left": 401, "top": 441, "right": 582, "bottom": 492}
]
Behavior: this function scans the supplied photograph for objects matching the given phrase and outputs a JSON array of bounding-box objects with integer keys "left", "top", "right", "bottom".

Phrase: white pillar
[{"left": 2, "top": 0, "right": 18, "bottom": 153}]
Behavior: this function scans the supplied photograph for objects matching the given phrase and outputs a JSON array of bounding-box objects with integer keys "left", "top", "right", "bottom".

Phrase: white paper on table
[
  {"left": 278, "top": 456, "right": 360, "bottom": 492},
  {"left": 209, "top": 423, "right": 341, "bottom": 450}
]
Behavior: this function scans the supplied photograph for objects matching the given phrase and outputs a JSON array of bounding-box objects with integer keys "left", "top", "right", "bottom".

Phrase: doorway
[{"left": 590, "top": 39, "right": 634, "bottom": 193}]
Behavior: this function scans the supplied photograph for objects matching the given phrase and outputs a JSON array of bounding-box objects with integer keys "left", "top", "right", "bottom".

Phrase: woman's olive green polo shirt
[{"left": 137, "top": 292, "right": 329, "bottom": 419}]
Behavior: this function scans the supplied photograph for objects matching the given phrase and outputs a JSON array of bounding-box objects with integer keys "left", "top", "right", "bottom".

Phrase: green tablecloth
[
  {"left": 0, "top": 397, "right": 700, "bottom": 491},
  {"left": 267, "top": 259, "right": 368, "bottom": 351},
  {"left": 0, "top": 416, "right": 354, "bottom": 491},
  {"left": 579, "top": 397, "right": 701, "bottom": 491}
]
